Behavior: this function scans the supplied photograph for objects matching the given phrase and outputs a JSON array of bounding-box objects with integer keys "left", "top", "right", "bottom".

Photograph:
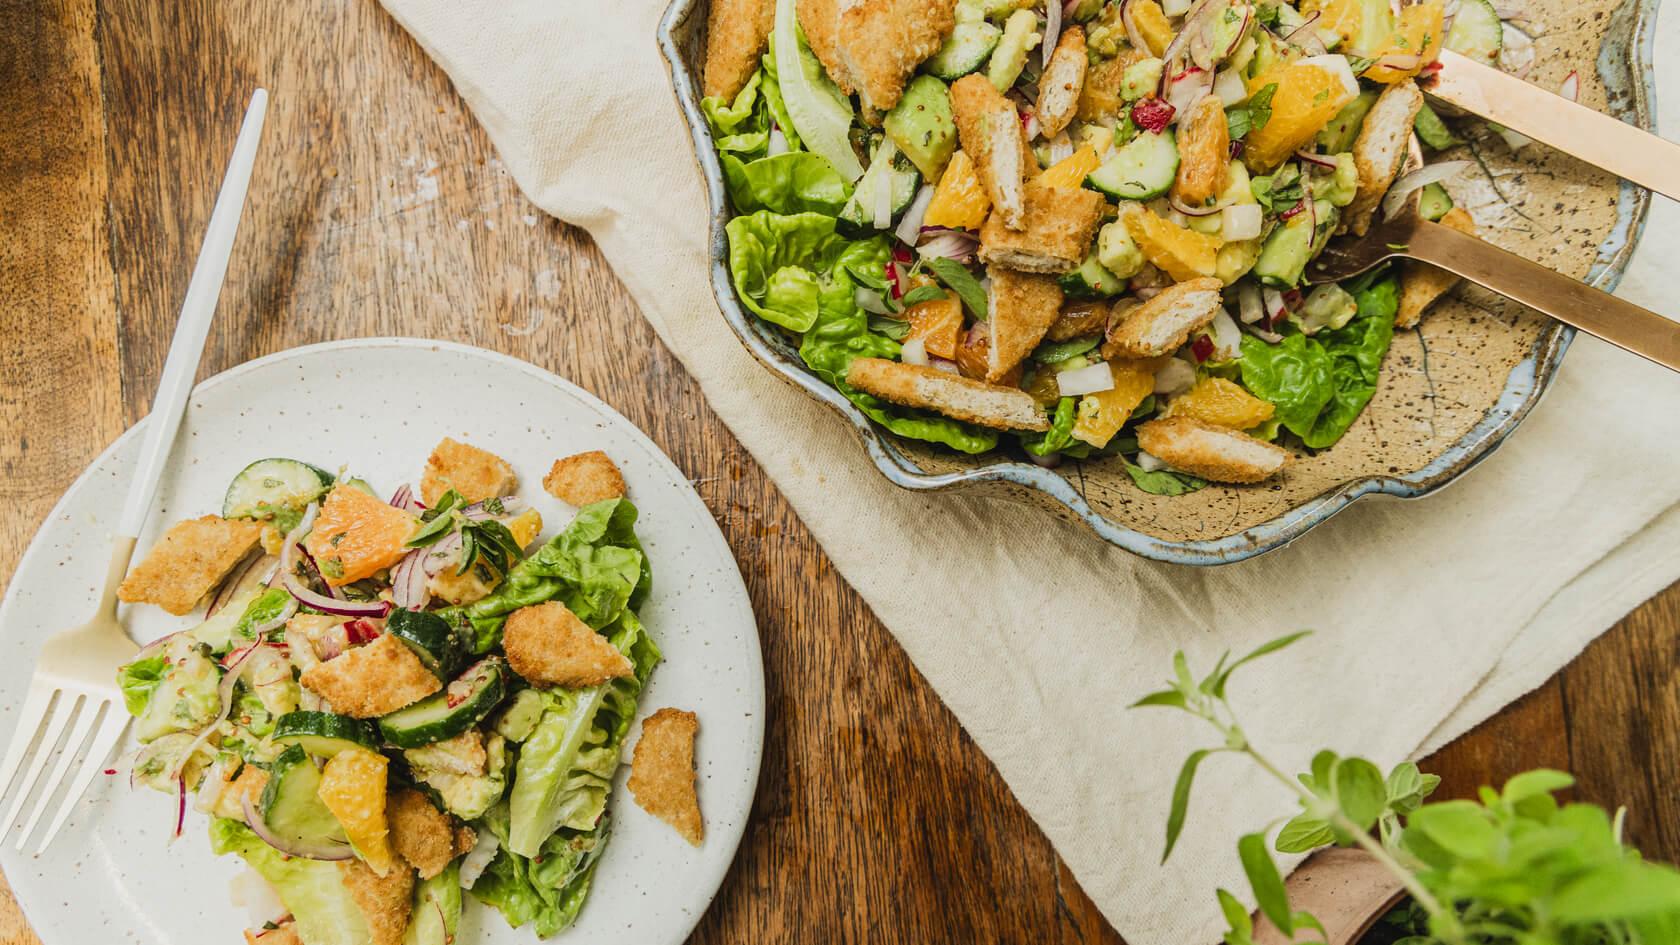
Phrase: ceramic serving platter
[
  {"left": 0, "top": 339, "right": 763, "bottom": 945},
  {"left": 658, "top": 0, "right": 1656, "bottom": 564}
]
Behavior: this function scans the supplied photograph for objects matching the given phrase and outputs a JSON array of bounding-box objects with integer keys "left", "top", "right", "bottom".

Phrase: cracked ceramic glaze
[{"left": 658, "top": 0, "right": 1655, "bottom": 564}]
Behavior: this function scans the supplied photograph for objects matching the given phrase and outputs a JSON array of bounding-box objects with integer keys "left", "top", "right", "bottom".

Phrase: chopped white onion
[
  {"left": 1213, "top": 68, "right": 1248, "bottom": 106},
  {"left": 1381, "top": 160, "right": 1472, "bottom": 220},
  {"left": 1222, "top": 203, "right": 1263, "bottom": 240},
  {"left": 917, "top": 231, "right": 979, "bottom": 260},
  {"left": 1297, "top": 55, "right": 1360, "bottom": 104},
  {"left": 459, "top": 830, "right": 501, "bottom": 890},
  {"left": 1208, "top": 306, "right": 1242, "bottom": 360},
  {"left": 855, "top": 286, "right": 894, "bottom": 315},
  {"left": 1559, "top": 70, "right": 1580, "bottom": 102},
  {"left": 1043, "top": 0, "right": 1063, "bottom": 67},
  {"left": 1153, "top": 358, "right": 1198, "bottom": 396},
  {"left": 901, "top": 336, "right": 930, "bottom": 366},
  {"left": 873, "top": 138, "right": 898, "bottom": 229},
  {"left": 930, "top": 357, "right": 962, "bottom": 374},
  {"left": 1492, "top": 123, "right": 1534, "bottom": 152},
  {"left": 1136, "top": 450, "right": 1168, "bottom": 472},
  {"left": 1057, "top": 360, "right": 1116, "bottom": 397},
  {"left": 1238, "top": 282, "right": 1264, "bottom": 324},
  {"left": 1023, "top": 109, "right": 1042, "bottom": 141},
  {"left": 894, "top": 184, "right": 935, "bottom": 245},
  {"left": 768, "top": 127, "right": 790, "bottom": 156}
]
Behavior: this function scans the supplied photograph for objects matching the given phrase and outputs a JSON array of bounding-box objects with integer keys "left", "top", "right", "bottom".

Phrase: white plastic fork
[{"left": 0, "top": 88, "right": 269, "bottom": 855}]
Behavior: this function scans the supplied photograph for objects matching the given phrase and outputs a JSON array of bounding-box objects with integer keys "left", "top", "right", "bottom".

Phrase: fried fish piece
[
  {"left": 503, "top": 601, "right": 635, "bottom": 689},
  {"left": 542, "top": 450, "right": 627, "bottom": 506},
  {"left": 704, "top": 0, "right": 777, "bottom": 100},
  {"left": 978, "top": 179, "right": 1106, "bottom": 274},
  {"left": 1346, "top": 80, "right": 1424, "bottom": 236},
  {"left": 986, "top": 266, "right": 1064, "bottom": 380},
  {"left": 845, "top": 357, "right": 1052, "bottom": 431},
  {"left": 421, "top": 437, "right": 517, "bottom": 506},
  {"left": 952, "top": 74, "right": 1034, "bottom": 229},
  {"left": 1035, "top": 25, "right": 1088, "bottom": 138},
  {"left": 629, "top": 708, "right": 704, "bottom": 846},
  {"left": 1396, "top": 206, "right": 1475, "bottom": 328},
  {"left": 299, "top": 634, "right": 441, "bottom": 719},
  {"left": 837, "top": 0, "right": 957, "bottom": 112},
  {"left": 339, "top": 858, "right": 414, "bottom": 945},
  {"left": 117, "top": 515, "right": 264, "bottom": 616},
  {"left": 1102, "top": 277, "right": 1224, "bottom": 359},
  {"left": 1136, "top": 416, "right": 1290, "bottom": 483}
]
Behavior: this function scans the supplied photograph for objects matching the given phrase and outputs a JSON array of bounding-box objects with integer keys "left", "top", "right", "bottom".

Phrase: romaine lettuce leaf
[
  {"left": 209, "top": 819, "right": 372, "bottom": 945},
  {"left": 1021, "top": 397, "right": 1078, "bottom": 457},
  {"left": 506, "top": 611, "right": 659, "bottom": 858},
  {"left": 771, "top": 0, "right": 862, "bottom": 180},
  {"left": 117, "top": 655, "right": 167, "bottom": 716},
  {"left": 470, "top": 804, "right": 611, "bottom": 938},
  {"left": 757, "top": 45, "right": 800, "bottom": 152}
]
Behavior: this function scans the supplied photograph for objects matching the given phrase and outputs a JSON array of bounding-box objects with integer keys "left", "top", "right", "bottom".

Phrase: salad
[
  {"left": 114, "top": 442, "right": 668, "bottom": 945},
  {"left": 700, "top": 0, "right": 1519, "bottom": 490}
]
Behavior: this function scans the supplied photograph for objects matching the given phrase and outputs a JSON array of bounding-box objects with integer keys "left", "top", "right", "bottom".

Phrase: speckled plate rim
[
  {"left": 657, "top": 1, "right": 1657, "bottom": 565},
  {"left": 0, "top": 338, "right": 764, "bottom": 945}
]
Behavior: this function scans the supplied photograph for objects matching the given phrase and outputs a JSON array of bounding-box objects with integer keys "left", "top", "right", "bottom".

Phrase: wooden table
[{"left": 3, "top": 2, "right": 1676, "bottom": 942}]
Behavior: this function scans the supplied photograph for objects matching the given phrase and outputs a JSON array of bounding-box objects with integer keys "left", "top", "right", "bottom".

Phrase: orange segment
[
  {"left": 304, "top": 486, "right": 420, "bottom": 586},
  {"left": 923, "top": 150, "right": 991, "bottom": 230},
  {"left": 1165, "top": 377, "right": 1276, "bottom": 430},
  {"left": 1121, "top": 204, "right": 1222, "bottom": 282},
  {"left": 1071, "top": 361, "right": 1159, "bottom": 448},
  {"left": 1244, "top": 63, "right": 1355, "bottom": 171},
  {"left": 317, "top": 748, "right": 394, "bottom": 876},
  {"left": 1364, "top": 1, "right": 1444, "bottom": 83},
  {"left": 1038, "top": 146, "right": 1103, "bottom": 190},
  {"left": 904, "top": 295, "right": 964, "bottom": 360},
  {"left": 1302, "top": 0, "right": 1364, "bottom": 45},
  {"left": 1130, "top": 0, "right": 1175, "bottom": 57}
]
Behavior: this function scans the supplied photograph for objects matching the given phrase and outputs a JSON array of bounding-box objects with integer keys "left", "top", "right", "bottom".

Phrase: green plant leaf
[
  {"left": 1210, "top": 631, "right": 1313, "bottom": 697},
  {"left": 1501, "top": 768, "right": 1575, "bottom": 805},
  {"left": 1238, "top": 832, "right": 1293, "bottom": 934},
  {"left": 1123, "top": 461, "right": 1208, "bottom": 496},
  {"left": 923, "top": 257, "right": 988, "bottom": 320},
  {"left": 1216, "top": 888, "right": 1255, "bottom": 945},
  {"left": 1275, "top": 813, "right": 1336, "bottom": 853},
  {"left": 1131, "top": 689, "right": 1189, "bottom": 709},
  {"left": 898, "top": 284, "right": 946, "bottom": 307},
  {"left": 1332, "top": 757, "right": 1387, "bottom": 831},
  {"left": 1404, "top": 800, "right": 1497, "bottom": 861},
  {"left": 1163, "top": 749, "right": 1217, "bottom": 863},
  {"left": 1552, "top": 861, "right": 1680, "bottom": 922}
]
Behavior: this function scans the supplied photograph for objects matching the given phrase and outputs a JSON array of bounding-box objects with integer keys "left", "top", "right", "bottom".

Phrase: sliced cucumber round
[
  {"left": 272, "top": 711, "right": 382, "bottom": 757},
  {"left": 1087, "top": 130, "right": 1179, "bottom": 201},
  {"left": 258, "top": 745, "right": 348, "bottom": 852},
  {"left": 378, "top": 658, "right": 510, "bottom": 750},
  {"left": 1445, "top": 0, "right": 1502, "bottom": 65},
  {"left": 1058, "top": 251, "right": 1124, "bottom": 299},
  {"left": 386, "top": 609, "right": 464, "bottom": 680},
  {"left": 839, "top": 144, "right": 922, "bottom": 231},
  {"left": 223, "top": 458, "right": 334, "bottom": 523}
]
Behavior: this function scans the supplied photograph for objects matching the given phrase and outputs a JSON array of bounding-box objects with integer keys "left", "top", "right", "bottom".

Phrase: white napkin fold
[{"left": 377, "top": 1, "right": 1680, "bottom": 938}]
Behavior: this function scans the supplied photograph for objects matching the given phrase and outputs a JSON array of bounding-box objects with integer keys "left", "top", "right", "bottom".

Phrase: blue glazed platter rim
[{"left": 656, "top": 0, "right": 1657, "bottom": 565}]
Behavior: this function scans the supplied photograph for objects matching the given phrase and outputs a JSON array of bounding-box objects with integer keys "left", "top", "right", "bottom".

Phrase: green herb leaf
[
  {"left": 1275, "top": 813, "right": 1336, "bottom": 853},
  {"left": 1332, "top": 757, "right": 1387, "bottom": 831},
  {"left": 1034, "top": 336, "right": 1102, "bottom": 365},
  {"left": 1163, "top": 749, "right": 1217, "bottom": 863},
  {"left": 1404, "top": 799, "right": 1498, "bottom": 860},
  {"left": 1226, "top": 106, "right": 1252, "bottom": 141},
  {"left": 1552, "top": 861, "right": 1680, "bottom": 922},
  {"left": 1248, "top": 83, "right": 1278, "bottom": 132},
  {"left": 1217, "top": 889, "right": 1256, "bottom": 944},
  {"left": 898, "top": 284, "right": 947, "bottom": 307},
  {"left": 1123, "top": 461, "right": 1208, "bottom": 496},
  {"left": 1238, "top": 832, "right": 1293, "bottom": 934},
  {"left": 925, "top": 257, "right": 989, "bottom": 320},
  {"left": 1131, "top": 689, "right": 1189, "bottom": 709},
  {"left": 1500, "top": 768, "right": 1575, "bottom": 805},
  {"left": 1210, "top": 631, "right": 1313, "bottom": 697}
]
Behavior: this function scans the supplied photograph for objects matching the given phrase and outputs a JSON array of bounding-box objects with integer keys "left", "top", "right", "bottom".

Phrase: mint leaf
[
  {"left": 1239, "top": 832, "right": 1293, "bottom": 934},
  {"left": 1249, "top": 83, "right": 1278, "bottom": 132},
  {"left": 898, "top": 284, "right": 946, "bottom": 307},
  {"left": 924, "top": 257, "right": 988, "bottom": 320}
]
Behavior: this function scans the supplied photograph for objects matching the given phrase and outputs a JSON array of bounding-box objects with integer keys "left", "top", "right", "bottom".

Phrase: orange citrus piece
[
  {"left": 923, "top": 150, "right": 990, "bottom": 230},
  {"left": 904, "top": 295, "right": 964, "bottom": 360},
  {"left": 1120, "top": 204, "right": 1222, "bottom": 282},
  {"left": 304, "top": 486, "right": 420, "bottom": 586},
  {"left": 1165, "top": 377, "right": 1276, "bottom": 430},
  {"left": 1130, "top": 0, "right": 1175, "bottom": 57},
  {"left": 1244, "top": 63, "right": 1355, "bottom": 171},
  {"left": 1038, "top": 146, "right": 1103, "bottom": 190},
  {"left": 1071, "top": 361, "right": 1159, "bottom": 448},
  {"left": 1365, "top": 1, "right": 1444, "bottom": 83},
  {"left": 317, "top": 748, "right": 394, "bottom": 876},
  {"left": 1302, "top": 0, "right": 1364, "bottom": 45}
]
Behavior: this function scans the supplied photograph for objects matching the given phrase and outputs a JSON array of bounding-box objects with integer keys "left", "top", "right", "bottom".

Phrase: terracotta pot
[{"left": 1253, "top": 849, "right": 1409, "bottom": 945}]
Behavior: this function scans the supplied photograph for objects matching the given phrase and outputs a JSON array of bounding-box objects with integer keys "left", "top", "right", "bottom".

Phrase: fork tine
[
  {"left": 33, "top": 703, "right": 127, "bottom": 855},
  {"left": 0, "top": 679, "right": 55, "bottom": 802},
  {"left": 17, "top": 695, "right": 98, "bottom": 851},
  {"left": 0, "top": 691, "right": 74, "bottom": 838}
]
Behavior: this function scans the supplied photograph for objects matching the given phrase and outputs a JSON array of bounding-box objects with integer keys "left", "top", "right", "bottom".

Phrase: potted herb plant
[{"left": 1135, "top": 632, "right": 1680, "bottom": 945}]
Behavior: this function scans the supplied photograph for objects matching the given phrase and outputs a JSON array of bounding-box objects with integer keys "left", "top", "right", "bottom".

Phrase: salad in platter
[
  {"left": 699, "top": 0, "right": 1527, "bottom": 491},
  {"left": 113, "top": 441, "right": 705, "bottom": 945}
]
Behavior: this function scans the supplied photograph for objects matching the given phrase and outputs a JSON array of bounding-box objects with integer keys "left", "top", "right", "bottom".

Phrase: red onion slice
[
  {"left": 1120, "top": 0, "right": 1151, "bottom": 60},
  {"left": 1043, "top": 0, "right": 1063, "bottom": 68},
  {"left": 282, "top": 570, "right": 391, "bottom": 618},
  {"left": 421, "top": 531, "right": 465, "bottom": 579},
  {"left": 1381, "top": 160, "right": 1472, "bottom": 220},
  {"left": 1295, "top": 150, "right": 1338, "bottom": 170},
  {"left": 241, "top": 792, "right": 354, "bottom": 861},
  {"left": 1559, "top": 70, "right": 1579, "bottom": 102},
  {"left": 916, "top": 231, "right": 979, "bottom": 261},
  {"left": 173, "top": 775, "right": 187, "bottom": 841}
]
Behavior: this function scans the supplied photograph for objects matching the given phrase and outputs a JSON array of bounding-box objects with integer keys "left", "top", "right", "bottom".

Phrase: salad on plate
[
  {"left": 700, "top": 0, "right": 1525, "bottom": 491},
  {"left": 113, "top": 440, "right": 705, "bottom": 945}
]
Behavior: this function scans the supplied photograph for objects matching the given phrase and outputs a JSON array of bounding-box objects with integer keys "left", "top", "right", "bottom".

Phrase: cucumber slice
[
  {"left": 1058, "top": 251, "right": 1124, "bottom": 299},
  {"left": 1445, "top": 0, "right": 1502, "bottom": 65},
  {"left": 1418, "top": 182, "right": 1454, "bottom": 221},
  {"left": 1087, "top": 131, "right": 1179, "bottom": 200},
  {"left": 258, "top": 745, "right": 349, "bottom": 852},
  {"left": 378, "top": 658, "right": 510, "bottom": 750},
  {"left": 925, "top": 21, "right": 1002, "bottom": 80},
  {"left": 839, "top": 143, "right": 922, "bottom": 231},
  {"left": 272, "top": 711, "right": 382, "bottom": 757},
  {"left": 1413, "top": 103, "right": 1464, "bottom": 151},
  {"left": 386, "top": 609, "right": 464, "bottom": 680},
  {"left": 222, "top": 459, "right": 333, "bottom": 524}
]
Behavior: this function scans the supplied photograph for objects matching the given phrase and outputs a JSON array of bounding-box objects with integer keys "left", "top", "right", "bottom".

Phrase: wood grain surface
[{"left": 1, "top": 2, "right": 1676, "bottom": 943}]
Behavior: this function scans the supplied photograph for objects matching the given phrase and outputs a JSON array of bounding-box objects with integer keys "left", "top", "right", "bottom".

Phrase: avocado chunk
[
  {"left": 1317, "top": 89, "right": 1377, "bottom": 154},
  {"left": 1096, "top": 220, "right": 1146, "bottom": 279},
  {"left": 987, "top": 8, "right": 1042, "bottom": 91},
  {"left": 1252, "top": 212, "right": 1316, "bottom": 287},
  {"left": 1417, "top": 182, "right": 1454, "bottom": 221},
  {"left": 884, "top": 76, "right": 958, "bottom": 179}
]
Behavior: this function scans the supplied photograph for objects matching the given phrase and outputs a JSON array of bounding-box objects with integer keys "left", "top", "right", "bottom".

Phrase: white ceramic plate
[{"left": 0, "top": 338, "right": 763, "bottom": 945}]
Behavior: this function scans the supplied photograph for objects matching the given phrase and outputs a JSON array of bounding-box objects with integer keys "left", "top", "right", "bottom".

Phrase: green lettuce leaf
[
  {"left": 117, "top": 655, "right": 167, "bottom": 716},
  {"left": 725, "top": 211, "right": 875, "bottom": 332},
  {"left": 770, "top": 0, "right": 861, "bottom": 180},
  {"left": 209, "top": 819, "right": 372, "bottom": 945},
  {"left": 1124, "top": 461, "right": 1208, "bottom": 495},
  {"left": 506, "top": 611, "right": 660, "bottom": 857},
  {"left": 445, "top": 498, "right": 650, "bottom": 653},
  {"left": 721, "top": 152, "right": 852, "bottom": 216},
  {"left": 471, "top": 804, "right": 613, "bottom": 938},
  {"left": 701, "top": 69, "right": 771, "bottom": 159},
  {"left": 1021, "top": 397, "right": 1079, "bottom": 457},
  {"left": 757, "top": 45, "right": 800, "bottom": 152}
]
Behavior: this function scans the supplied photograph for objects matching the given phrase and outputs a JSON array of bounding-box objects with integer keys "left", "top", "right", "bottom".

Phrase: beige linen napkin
[{"left": 379, "top": 1, "right": 1680, "bottom": 939}]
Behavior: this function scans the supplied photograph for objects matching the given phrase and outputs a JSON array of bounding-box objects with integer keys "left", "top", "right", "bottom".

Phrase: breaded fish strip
[
  {"left": 1397, "top": 207, "right": 1475, "bottom": 328},
  {"left": 300, "top": 634, "right": 441, "bottom": 718},
  {"left": 503, "top": 600, "right": 634, "bottom": 688},
  {"left": 704, "top": 0, "right": 777, "bottom": 100},
  {"left": 838, "top": 0, "right": 957, "bottom": 113},
  {"left": 543, "top": 450, "right": 627, "bottom": 506},
  {"left": 117, "top": 515, "right": 264, "bottom": 616},
  {"left": 1136, "top": 416, "right": 1290, "bottom": 484},
  {"left": 388, "top": 789, "right": 473, "bottom": 880},
  {"left": 845, "top": 358, "right": 1051, "bottom": 431},
  {"left": 952, "top": 75, "right": 1033, "bottom": 229},
  {"left": 421, "top": 437, "right": 517, "bottom": 506},
  {"left": 629, "top": 708, "right": 705, "bottom": 846},
  {"left": 1345, "top": 80, "right": 1424, "bottom": 236},
  {"left": 978, "top": 179, "right": 1106, "bottom": 274},
  {"left": 339, "top": 859, "right": 414, "bottom": 945},
  {"left": 1102, "top": 277, "right": 1224, "bottom": 359},
  {"left": 798, "top": 0, "right": 854, "bottom": 94},
  {"left": 1036, "top": 26, "right": 1087, "bottom": 139},
  {"left": 987, "top": 266, "right": 1064, "bottom": 380}
]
